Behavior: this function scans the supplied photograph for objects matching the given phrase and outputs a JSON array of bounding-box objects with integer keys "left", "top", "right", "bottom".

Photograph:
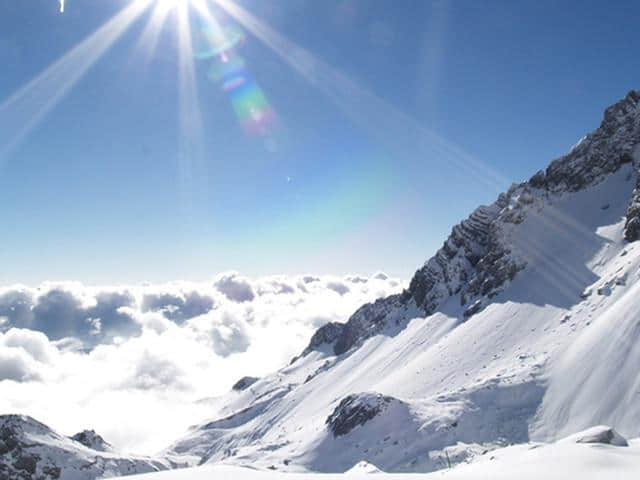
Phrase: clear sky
[{"left": 0, "top": 0, "right": 638, "bottom": 284}]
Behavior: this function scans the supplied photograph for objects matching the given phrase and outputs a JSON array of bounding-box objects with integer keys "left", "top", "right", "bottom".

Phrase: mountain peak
[{"left": 70, "top": 429, "right": 113, "bottom": 452}]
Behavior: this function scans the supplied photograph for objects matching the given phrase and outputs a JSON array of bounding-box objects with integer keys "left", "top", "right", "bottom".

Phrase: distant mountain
[{"left": 0, "top": 415, "right": 183, "bottom": 480}]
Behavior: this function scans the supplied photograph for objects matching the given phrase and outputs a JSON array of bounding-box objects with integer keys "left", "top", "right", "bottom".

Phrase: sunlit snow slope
[
  {"left": 162, "top": 91, "right": 640, "bottom": 473},
  {"left": 120, "top": 428, "right": 640, "bottom": 479}
]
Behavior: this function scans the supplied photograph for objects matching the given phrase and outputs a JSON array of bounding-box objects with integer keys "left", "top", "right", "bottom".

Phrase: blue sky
[{"left": 0, "top": 0, "right": 638, "bottom": 284}]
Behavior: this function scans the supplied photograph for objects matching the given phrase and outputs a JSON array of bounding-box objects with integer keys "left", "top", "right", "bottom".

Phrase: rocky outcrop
[
  {"left": 231, "top": 376, "right": 259, "bottom": 391},
  {"left": 303, "top": 322, "right": 345, "bottom": 354},
  {"left": 325, "top": 393, "right": 396, "bottom": 437},
  {"left": 624, "top": 176, "right": 640, "bottom": 241},
  {"left": 542, "top": 90, "right": 640, "bottom": 193},
  {"left": 69, "top": 429, "right": 112, "bottom": 452}
]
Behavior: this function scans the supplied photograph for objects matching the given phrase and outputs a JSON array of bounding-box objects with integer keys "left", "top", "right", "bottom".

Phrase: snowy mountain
[
  {"left": 3, "top": 90, "right": 640, "bottom": 479},
  {"left": 161, "top": 90, "right": 640, "bottom": 472},
  {"left": 0, "top": 415, "right": 183, "bottom": 480}
]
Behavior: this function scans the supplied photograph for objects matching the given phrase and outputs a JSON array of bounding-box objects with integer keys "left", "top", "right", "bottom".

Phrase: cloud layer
[{"left": 0, "top": 272, "right": 405, "bottom": 454}]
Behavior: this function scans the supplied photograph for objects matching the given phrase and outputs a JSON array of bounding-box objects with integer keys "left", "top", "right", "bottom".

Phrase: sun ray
[
  {"left": 0, "top": 0, "right": 151, "bottom": 164},
  {"left": 132, "top": 1, "right": 173, "bottom": 67},
  {"left": 213, "top": 0, "right": 508, "bottom": 193},
  {"left": 175, "top": 2, "right": 207, "bottom": 213},
  {"left": 212, "top": 0, "right": 618, "bottom": 289}
]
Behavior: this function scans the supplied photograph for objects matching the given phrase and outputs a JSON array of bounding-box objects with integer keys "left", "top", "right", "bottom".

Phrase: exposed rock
[
  {"left": 303, "top": 322, "right": 345, "bottom": 354},
  {"left": 231, "top": 376, "right": 259, "bottom": 391},
  {"left": 544, "top": 91, "right": 639, "bottom": 193},
  {"left": 463, "top": 299, "right": 483, "bottom": 319},
  {"left": 70, "top": 429, "right": 113, "bottom": 452},
  {"left": 333, "top": 297, "right": 405, "bottom": 355},
  {"left": 326, "top": 392, "right": 395, "bottom": 437},
  {"left": 624, "top": 177, "right": 640, "bottom": 241}
]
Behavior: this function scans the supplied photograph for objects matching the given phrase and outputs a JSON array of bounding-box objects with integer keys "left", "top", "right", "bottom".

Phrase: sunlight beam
[
  {"left": 0, "top": 0, "right": 151, "bottom": 164},
  {"left": 214, "top": 0, "right": 509, "bottom": 193},
  {"left": 132, "top": 2, "right": 173, "bottom": 67},
  {"left": 176, "top": 2, "right": 207, "bottom": 213},
  {"left": 213, "top": 0, "right": 611, "bottom": 288}
]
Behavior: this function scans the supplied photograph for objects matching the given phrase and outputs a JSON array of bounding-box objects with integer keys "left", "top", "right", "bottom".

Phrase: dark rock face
[
  {"left": 624, "top": 176, "right": 640, "bottom": 241},
  {"left": 0, "top": 415, "right": 59, "bottom": 480},
  {"left": 333, "top": 298, "right": 404, "bottom": 356},
  {"left": 325, "top": 393, "right": 394, "bottom": 437},
  {"left": 232, "top": 376, "right": 259, "bottom": 391},
  {"left": 300, "top": 90, "right": 640, "bottom": 360},
  {"left": 304, "top": 322, "right": 345, "bottom": 354},
  {"left": 70, "top": 429, "right": 112, "bottom": 452},
  {"left": 544, "top": 91, "right": 640, "bottom": 193}
]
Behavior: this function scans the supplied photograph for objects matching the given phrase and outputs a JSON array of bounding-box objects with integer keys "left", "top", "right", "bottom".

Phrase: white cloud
[
  {"left": 326, "top": 280, "right": 350, "bottom": 295},
  {"left": 214, "top": 272, "right": 256, "bottom": 302},
  {"left": 1, "top": 328, "right": 56, "bottom": 363},
  {"left": 0, "top": 347, "right": 43, "bottom": 382},
  {"left": 0, "top": 272, "right": 406, "bottom": 454}
]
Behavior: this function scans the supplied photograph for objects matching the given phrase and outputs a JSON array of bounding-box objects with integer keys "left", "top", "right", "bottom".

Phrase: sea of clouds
[{"left": 0, "top": 271, "right": 405, "bottom": 454}]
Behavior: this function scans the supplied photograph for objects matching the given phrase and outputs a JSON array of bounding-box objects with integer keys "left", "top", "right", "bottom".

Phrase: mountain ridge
[{"left": 304, "top": 89, "right": 640, "bottom": 359}]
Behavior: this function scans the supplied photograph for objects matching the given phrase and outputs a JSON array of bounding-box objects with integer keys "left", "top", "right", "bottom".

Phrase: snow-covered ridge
[{"left": 304, "top": 89, "right": 640, "bottom": 358}]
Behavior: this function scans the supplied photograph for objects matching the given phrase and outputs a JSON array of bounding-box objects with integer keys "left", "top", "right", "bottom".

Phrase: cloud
[
  {"left": 208, "top": 312, "right": 251, "bottom": 357},
  {"left": 0, "top": 272, "right": 406, "bottom": 454},
  {"left": 0, "top": 347, "right": 42, "bottom": 382},
  {"left": 214, "top": 272, "right": 255, "bottom": 302},
  {"left": 326, "top": 280, "right": 350, "bottom": 296},
  {"left": 372, "top": 271, "right": 389, "bottom": 280},
  {"left": 1, "top": 328, "right": 55, "bottom": 363},
  {"left": 0, "top": 287, "right": 34, "bottom": 328},
  {"left": 141, "top": 290, "right": 215, "bottom": 323},
  {"left": 346, "top": 275, "right": 368, "bottom": 284},
  {"left": 123, "top": 351, "right": 189, "bottom": 391},
  {"left": 0, "top": 285, "right": 140, "bottom": 347}
]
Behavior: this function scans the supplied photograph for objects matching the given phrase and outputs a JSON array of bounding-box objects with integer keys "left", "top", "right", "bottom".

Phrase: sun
[{"left": 155, "top": 0, "right": 190, "bottom": 9}]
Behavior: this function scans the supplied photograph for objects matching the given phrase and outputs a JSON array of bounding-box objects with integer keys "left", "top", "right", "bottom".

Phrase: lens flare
[{"left": 194, "top": 21, "right": 277, "bottom": 139}]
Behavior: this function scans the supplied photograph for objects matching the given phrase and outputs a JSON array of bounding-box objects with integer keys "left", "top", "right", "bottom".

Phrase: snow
[{"left": 115, "top": 430, "right": 640, "bottom": 479}]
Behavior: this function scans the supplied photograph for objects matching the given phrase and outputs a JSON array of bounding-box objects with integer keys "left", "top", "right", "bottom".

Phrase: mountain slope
[
  {"left": 115, "top": 427, "right": 640, "bottom": 480},
  {"left": 163, "top": 91, "right": 640, "bottom": 473}
]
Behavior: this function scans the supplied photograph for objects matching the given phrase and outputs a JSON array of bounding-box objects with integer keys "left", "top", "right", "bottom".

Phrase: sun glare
[{"left": 155, "top": 0, "right": 190, "bottom": 9}]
